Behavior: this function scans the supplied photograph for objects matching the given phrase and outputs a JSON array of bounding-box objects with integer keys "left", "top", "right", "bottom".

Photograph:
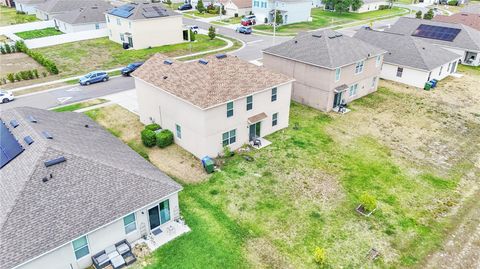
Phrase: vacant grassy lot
[
  {"left": 0, "top": 6, "right": 37, "bottom": 26},
  {"left": 254, "top": 7, "right": 407, "bottom": 33},
  {"left": 33, "top": 35, "right": 227, "bottom": 78},
  {"left": 211, "top": 16, "right": 242, "bottom": 25},
  {"left": 14, "top": 27, "right": 63, "bottom": 39},
  {"left": 88, "top": 68, "right": 479, "bottom": 268}
]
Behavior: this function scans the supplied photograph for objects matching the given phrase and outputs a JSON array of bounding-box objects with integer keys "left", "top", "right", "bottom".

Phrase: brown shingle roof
[
  {"left": 132, "top": 54, "right": 293, "bottom": 109},
  {"left": 220, "top": 0, "right": 252, "bottom": 9},
  {"left": 433, "top": 13, "right": 480, "bottom": 32}
]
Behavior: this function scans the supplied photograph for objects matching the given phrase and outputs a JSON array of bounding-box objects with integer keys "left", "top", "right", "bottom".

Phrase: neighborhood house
[
  {"left": 433, "top": 12, "right": 480, "bottom": 32},
  {"left": 355, "top": 0, "right": 388, "bottom": 13},
  {"left": 53, "top": 4, "right": 113, "bottom": 33},
  {"left": 132, "top": 54, "right": 294, "bottom": 159},
  {"left": 14, "top": 0, "right": 47, "bottom": 14},
  {"left": 35, "top": 0, "right": 109, "bottom": 21},
  {"left": 220, "top": 0, "right": 252, "bottom": 17},
  {"left": 106, "top": 1, "right": 184, "bottom": 49},
  {"left": 252, "top": 0, "right": 311, "bottom": 25},
  {"left": 0, "top": 107, "right": 186, "bottom": 269},
  {"left": 263, "top": 29, "right": 386, "bottom": 112},
  {"left": 355, "top": 28, "right": 461, "bottom": 88}
]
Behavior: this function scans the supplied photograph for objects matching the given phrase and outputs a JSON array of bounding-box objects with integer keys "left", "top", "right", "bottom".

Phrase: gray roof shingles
[
  {"left": 0, "top": 107, "right": 182, "bottom": 269},
  {"left": 53, "top": 4, "right": 113, "bottom": 25},
  {"left": 263, "top": 29, "right": 386, "bottom": 69},
  {"left": 36, "top": 0, "right": 110, "bottom": 14},
  {"left": 354, "top": 28, "right": 462, "bottom": 71}
]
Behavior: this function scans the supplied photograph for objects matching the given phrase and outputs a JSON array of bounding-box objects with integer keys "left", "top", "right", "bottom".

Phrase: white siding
[
  {"left": 356, "top": 1, "right": 388, "bottom": 13},
  {"left": 15, "top": 3, "right": 37, "bottom": 14},
  {"left": 54, "top": 19, "right": 106, "bottom": 33},
  {"left": 253, "top": 0, "right": 311, "bottom": 25}
]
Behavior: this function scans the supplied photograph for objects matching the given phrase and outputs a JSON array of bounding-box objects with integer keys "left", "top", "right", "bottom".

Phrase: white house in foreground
[
  {"left": 253, "top": 0, "right": 311, "bottom": 25},
  {"left": 106, "top": 1, "right": 184, "bottom": 49},
  {"left": 133, "top": 54, "right": 294, "bottom": 158},
  {"left": 0, "top": 107, "right": 185, "bottom": 269},
  {"left": 355, "top": 29, "right": 462, "bottom": 88}
]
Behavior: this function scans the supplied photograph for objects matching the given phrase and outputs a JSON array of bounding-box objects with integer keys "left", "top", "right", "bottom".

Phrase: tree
[
  {"left": 423, "top": 9, "right": 434, "bottom": 20},
  {"left": 274, "top": 10, "right": 283, "bottom": 25},
  {"left": 4, "top": 43, "right": 11, "bottom": 53},
  {"left": 208, "top": 26, "right": 216, "bottom": 40},
  {"left": 189, "top": 29, "right": 196, "bottom": 42},
  {"left": 350, "top": 0, "right": 363, "bottom": 11},
  {"left": 415, "top": 10, "right": 422, "bottom": 19},
  {"left": 196, "top": 0, "right": 205, "bottom": 13},
  {"left": 323, "top": 0, "right": 364, "bottom": 12}
]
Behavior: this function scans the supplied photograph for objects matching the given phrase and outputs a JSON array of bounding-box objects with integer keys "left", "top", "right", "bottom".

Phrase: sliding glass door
[{"left": 148, "top": 199, "right": 171, "bottom": 231}]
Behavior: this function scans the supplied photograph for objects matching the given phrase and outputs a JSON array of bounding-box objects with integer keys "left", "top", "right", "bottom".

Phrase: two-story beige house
[
  {"left": 263, "top": 29, "right": 387, "bottom": 112},
  {"left": 132, "top": 54, "right": 294, "bottom": 158},
  {"left": 105, "top": 2, "right": 184, "bottom": 50}
]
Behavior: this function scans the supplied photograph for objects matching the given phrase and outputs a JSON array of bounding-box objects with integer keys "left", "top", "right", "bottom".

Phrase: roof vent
[
  {"left": 163, "top": 60, "right": 173, "bottom": 65},
  {"left": 328, "top": 35, "right": 337, "bottom": 39},
  {"left": 163, "top": 76, "right": 168, "bottom": 79},
  {"left": 42, "top": 131, "right": 53, "bottom": 139},
  {"left": 84, "top": 124, "right": 89, "bottom": 128},
  {"left": 335, "top": 34, "right": 343, "bottom": 37},
  {"left": 27, "top": 115, "right": 37, "bottom": 123},
  {"left": 312, "top": 34, "right": 322, "bottom": 38},
  {"left": 10, "top": 119, "right": 19, "bottom": 128},
  {"left": 24, "top": 136, "right": 34, "bottom": 145},
  {"left": 215, "top": 53, "right": 227, "bottom": 59},
  {"left": 198, "top": 59, "right": 209, "bottom": 65},
  {"left": 294, "top": 40, "right": 298, "bottom": 44},
  {"left": 42, "top": 177, "right": 48, "bottom": 183},
  {"left": 44, "top": 156, "right": 66, "bottom": 167}
]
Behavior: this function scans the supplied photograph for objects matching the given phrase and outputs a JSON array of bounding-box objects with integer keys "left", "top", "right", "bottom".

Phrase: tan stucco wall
[
  {"left": 135, "top": 77, "right": 293, "bottom": 158},
  {"left": 106, "top": 14, "right": 184, "bottom": 49},
  {"left": 263, "top": 53, "right": 383, "bottom": 111}
]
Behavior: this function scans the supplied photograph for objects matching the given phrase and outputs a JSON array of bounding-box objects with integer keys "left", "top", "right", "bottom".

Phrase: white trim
[
  {"left": 123, "top": 212, "right": 137, "bottom": 235},
  {"left": 71, "top": 235, "right": 90, "bottom": 261}
]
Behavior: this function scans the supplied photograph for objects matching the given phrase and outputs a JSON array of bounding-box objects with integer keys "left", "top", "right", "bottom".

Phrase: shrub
[
  {"left": 0, "top": 78, "right": 6, "bottom": 84},
  {"left": 234, "top": 13, "right": 238, "bottom": 17},
  {"left": 141, "top": 129, "right": 156, "bottom": 147},
  {"left": 360, "top": 193, "right": 377, "bottom": 212},
  {"left": 19, "top": 71, "right": 29, "bottom": 80},
  {"left": 196, "top": 0, "right": 205, "bottom": 13},
  {"left": 264, "top": 17, "right": 268, "bottom": 24},
  {"left": 448, "top": 0, "right": 458, "bottom": 5},
  {"left": 223, "top": 145, "right": 233, "bottom": 157},
  {"left": 378, "top": 5, "right": 390, "bottom": 10},
  {"left": 42, "top": 71, "right": 47, "bottom": 77},
  {"left": 145, "top": 123, "right": 161, "bottom": 131},
  {"left": 4, "top": 43, "right": 11, "bottom": 53},
  {"left": 156, "top": 130, "right": 173, "bottom": 148},
  {"left": 423, "top": 9, "right": 434, "bottom": 20},
  {"left": 14, "top": 40, "right": 59, "bottom": 74},
  {"left": 27, "top": 70, "right": 35, "bottom": 79},
  {"left": 33, "top": 69, "right": 39, "bottom": 78},
  {"left": 14, "top": 73, "right": 21, "bottom": 81},
  {"left": 314, "top": 247, "right": 326, "bottom": 265},
  {"left": 415, "top": 10, "right": 422, "bottom": 19},
  {"left": 189, "top": 29, "right": 196, "bottom": 42},
  {"left": 208, "top": 26, "right": 216, "bottom": 40},
  {"left": 6, "top": 73, "right": 14, "bottom": 83},
  {"left": 0, "top": 46, "right": 5, "bottom": 54}
]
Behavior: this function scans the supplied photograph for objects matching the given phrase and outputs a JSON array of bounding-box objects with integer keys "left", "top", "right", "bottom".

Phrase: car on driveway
[
  {"left": 178, "top": 3, "right": 192, "bottom": 10},
  {"left": 79, "top": 71, "right": 109, "bottom": 86},
  {"left": 236, "top": 26, "right": 252, "bottom": 34},
  {"left": 0, "top": 90, "right": 14, "bottom": 104},
  {"left": 241, "top": 15, "right": 256, "bottom": 26},
  {"left": 121, "top": 62, "right": 144, "bottom": 76}
]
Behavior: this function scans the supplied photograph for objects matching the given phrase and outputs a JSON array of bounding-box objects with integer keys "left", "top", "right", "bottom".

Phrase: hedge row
[
  {"left": 4, "top": 69, "right": 47, "bottom": 84},
  {"left": 140, "top": 124, "right": 174, "bottom": 149},
  {"left": 15, "top": 41, "right": 59, "bottom": 75},
  {"left": 0, "top": 43, "right": 17, "bottom": 54}
]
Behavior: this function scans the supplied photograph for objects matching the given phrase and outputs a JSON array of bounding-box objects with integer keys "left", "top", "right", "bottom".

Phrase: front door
[
  {"left": 249, "top": 122, "right": 261, "bottom": 141},
  {"left": 333, "top": 91, "right": 343, "bottom": 108},
  {"left": 128, "top": 36, "right": 133, "bottom": 48}
]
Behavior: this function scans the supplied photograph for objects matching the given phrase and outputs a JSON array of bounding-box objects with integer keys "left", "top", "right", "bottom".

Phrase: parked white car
[{"left": 0, "top": 90, "right": 14, "bottom": 104}]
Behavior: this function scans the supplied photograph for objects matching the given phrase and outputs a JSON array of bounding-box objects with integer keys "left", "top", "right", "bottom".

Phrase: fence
[{"left": 24, "top": 28, "right": 108, "bottom": 49}]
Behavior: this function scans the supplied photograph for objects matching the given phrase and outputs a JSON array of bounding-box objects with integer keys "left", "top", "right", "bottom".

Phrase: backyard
[
  {"left": 14, "top": 27, "right": 63, "bottom": 39},
  {"left": 85, "top": 67, "right": 480, "bottom": 268},
  {"left": 254, "top": 7, "right": 408, "bottom": 34},
  {"left": 0, "top": 6, "right": 37, "bottom": 26}
]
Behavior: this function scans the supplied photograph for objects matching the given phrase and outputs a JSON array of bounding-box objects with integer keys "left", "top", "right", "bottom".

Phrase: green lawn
[
  {"left": 212, "top": 16, "right": 242, "bottom": 25},
  {"left": 52, "top": 99, "right": 108, "bottom": 112},
  {"left": 14, "top": 27, "right": 63, "bottom": 40},
  {"left": 33, "top": 34, "right": 227, "bottom": 78},
  {"left": 254, "top": 7, "right": 408, "bottom": 33},
  {"left": 0, "top": 6, "right": 37, "bottom": 26},
  {"left": 184, "top": 10, "right": 219, "bottom": 18}
]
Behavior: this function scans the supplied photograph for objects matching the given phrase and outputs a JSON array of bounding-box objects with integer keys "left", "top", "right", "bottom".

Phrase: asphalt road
[{"left": 0, "top": 76, "right": 135, "bottom": 111}]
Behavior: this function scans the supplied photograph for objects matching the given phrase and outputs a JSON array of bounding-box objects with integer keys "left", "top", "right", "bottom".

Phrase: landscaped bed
[
  {"left": 14, "top": 27, "right": 63, "bottom": 40},
  {"left": 0, "top": 6, "right": 37, "bottom": 26},
  {"left": 87, "top": 68, "right": 480, "bottom": 268}
]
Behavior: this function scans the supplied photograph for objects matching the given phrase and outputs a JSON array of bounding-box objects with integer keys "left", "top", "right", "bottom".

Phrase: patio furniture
[
  {"left": 110, "top": 255, "right": 125, "bottom": 269},
  {"left": 92, "top": 240, "right": 137, "bottom": 269}
]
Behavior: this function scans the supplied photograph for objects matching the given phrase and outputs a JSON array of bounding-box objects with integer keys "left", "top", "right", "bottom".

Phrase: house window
[
  {"left": 371, "top": 77, "right": 376, "bottom": 88},
  {"left": 109, "top": 29, "right": 112, "bottom": 37},
  {"left": 261, "top": 1, "right": 267, "bottom": 8},
  {"left": 439, "top": 66, "right": 443, "bottom": 75},
  {"left": 95, "top": 23, "right": 99, "bottom": 29},
  {"left": 129, "top": 21, "right": 132, "bottom": 29},
  {"left": 116, "top": 18, "right": 121, "bottom": 25},
  {"left": 349, "top": 84, "right": 358, "bottom": 96},
  {"left": 355, "top": 61, "right": 364, "bottom": 74},
  {"left": 246, "top": 95, "right": 253, "bottom": 111},
  {"left": 254, "top": 0, "right": 259, "bottom": 7},
  {"left": 335, "top": 67, "right": 341, "bottom": 81},
  {"left": 396, "top": 67, "right": 403, "bottom": 77},
  {"left": 106, "top": 15, "right": 110, "bottom": 23},
  {"left": 376, "top": 55, "right": 381, "bottom": 67},
  {"left": 160, "top": 200, "right": 170, "bottom": 224},
  {"left": 222, "top": 129, "right": 236, "bottom": 146},
  {"left": 272, "top": 113, "right": 278, "bottom": 126},
  {"left": 72, "top": 236, "right": 89, "bottom": 260},
  {"left": 120, "top": 33, "right": 125, "bottom": 42},
  {"left": 123, "top": 213, "right": 136, "bottom": 234},
  {"left": 227, "top": 101, "right": 234, "bottom": 117},
  {"left": 176, "top": 124, "right": 181, "bottom": 139},
  {"left": 271, "top": 87, "right": 277, "bottom": 102}
]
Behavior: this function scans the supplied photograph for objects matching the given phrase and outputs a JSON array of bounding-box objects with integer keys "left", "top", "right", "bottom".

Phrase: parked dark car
[
  {"left": 121, "top": 62, "right": 144, "bottom": 76},
  {"left": 79, "top": 71, "right": 109, "bottom": 86},
  {"left": 178, "top": 3, "right": 192, "bottom": 10},
  {"left": 236, "top": 26, "right": 252, "bottom": 34}
]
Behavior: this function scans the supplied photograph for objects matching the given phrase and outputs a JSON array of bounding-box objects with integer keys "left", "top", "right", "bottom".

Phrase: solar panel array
[
  {"left": 109, "top": 6, "right": 134, "bottom": 18},
  {"left": 0, "top": 120, "right": 24, "bottom": 169},
  {"left": 412, "top": 24, "right": 461, "bottom": 42},
  {"left": 142, "top": 6, "right": 168, "bottom": 18}
]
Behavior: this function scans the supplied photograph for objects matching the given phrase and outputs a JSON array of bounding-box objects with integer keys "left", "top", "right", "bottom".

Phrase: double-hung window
[
  {"left": 222, "top": 129, "right": 236, "bottom": 146},
  {"left": 355, "top": 61, "right": 364, "bottom": 74},
  {"left": 335, "top": 67, "right": 341, "bottom": 81},
  {"left": 106, "top": 15, "right": 110, "bottom": 23},
  {"left": 271, "top": 88, "right": 277, "bottom": 102},
  {"left": 95, "top": 23, "right": 99, "bottom": 29},
  {"left": 227, "top": 102, "right": 234, "bottom": 117},
  {"left": 376, "top": 55, "right": 381, "bottom": 67},
  {"left": 254, "top": 0, "right": 259, "bottom": 7},
  {"left": 123, "top": 213, "right": 136, "bottom": 234},
  {"left": 246, "top": 96, "right": 253, "bottom": 111},
  {"left": 272, "top": 113, "right": 278, "bottom": 126},
  {"left": 116, "top": 18, "right": 121, "bottom": 26},
  {"left": 120, "top": 33, "right": 125, "bottom": 42},
  {"left": 176, "top": 124, "right": 181, "bottom": 139},
  {"left": 72, "top": 236, "right": 89, "bottom": 260},
  {"left": 349, "top": 84, "right": 358, "bottom": 97},
  {"left": 396, "top": 67, "right": 403, "bottom": 77}
]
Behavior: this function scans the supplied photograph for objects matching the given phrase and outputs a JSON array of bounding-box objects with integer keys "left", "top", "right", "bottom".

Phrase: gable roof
[
  {"left": 263, "top": 29, "right": 386, "bottom": 69},
  {"left": 433, "top": 13, "right": 480, "bottom": 32},
  {"left": 354, "top": 28, "right": 461, "bottom": 71},
  {"left": 36, "top": 0, "right": 110, "bottom": 14},
  {"left": 132, "top": 54, "right": 293, "bottom": 110},
  {"left": 0, "top": 107, "right": 182, "bottom": 269},
  {"left": 220, "top": 0, "right": 252, "bottom": 9},
  {"left": 387, "top": 17, "right": 480, "bottom": 52},
  {"left": 107, "top": 1, "right": 179, "bottom": 21},
  {"left": 14, "top": 0, "right": 47, "bottom": 5},
  {"left": 53, "top": 4, "right": 112, "bottom": 25}
]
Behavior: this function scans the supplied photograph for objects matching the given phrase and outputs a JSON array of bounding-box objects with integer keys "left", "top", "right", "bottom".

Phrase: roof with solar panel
[
  {"left": 387, "top": 17, "right": 480, "bottom": 51},
  {"left": 0, "top": 107, "right": 181, "bottom": 269},
  {"left": 107, "top": 1, "right": 179, "bottom": 20}
]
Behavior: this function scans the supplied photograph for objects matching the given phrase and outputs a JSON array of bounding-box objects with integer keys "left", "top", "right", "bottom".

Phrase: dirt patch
[
  {"left": 246, "top": 238, "right": 295, "bottom": 269},
  {"left": 0, "top": 52, "right": 46, "bottom": 75}
]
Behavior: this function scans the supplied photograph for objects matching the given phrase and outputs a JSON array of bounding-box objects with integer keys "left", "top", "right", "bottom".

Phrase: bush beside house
[{"left": 156, "top": 130, "right": 174, "bottom": 148}]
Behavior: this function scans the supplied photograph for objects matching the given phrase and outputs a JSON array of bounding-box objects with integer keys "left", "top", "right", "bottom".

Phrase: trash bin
[
  {"left": 430, "top": 79, "right": 438, "bottom": 88},
  {"left": 424, "top": 82, "right": 432, "bottom": 91},
  {"left": 201, "top": 156, "right": 215, "bottom": 174}
]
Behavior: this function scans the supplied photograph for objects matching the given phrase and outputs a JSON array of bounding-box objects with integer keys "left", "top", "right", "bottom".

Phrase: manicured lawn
[
  {"left": 52, "top": 99, "right": 108, "bottom": 112},
  {"left": 254, "top": 7, "right": 408, "bottom": 33},
  {"left": 212, "top": 16, "right": 242, "bottom": 25},
  {"left": 14, "top": 27, "right": 63, "bottom": 40},
  {"left": 184, "top": 10, "right": 219, "bottom": 18},
  {"left": 0, "top": 6, "right": 37, "bottom": 26},
  {"left": 33, "top": 34, "right": 227, "bottom": 77}
]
